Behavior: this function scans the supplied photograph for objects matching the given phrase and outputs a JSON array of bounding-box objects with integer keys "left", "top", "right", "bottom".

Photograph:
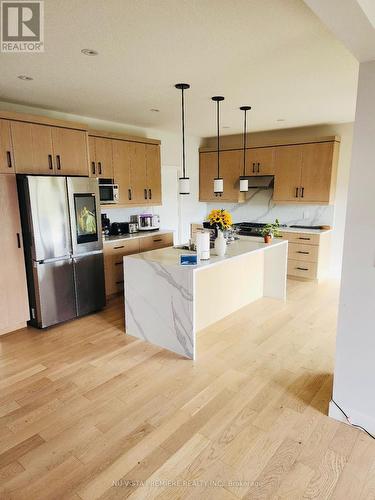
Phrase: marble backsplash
[{"left": 206, "top": 188, "right": 334, "bottom": 227}]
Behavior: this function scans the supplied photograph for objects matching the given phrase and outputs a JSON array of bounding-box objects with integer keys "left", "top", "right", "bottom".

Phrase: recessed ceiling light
[
  {"left": 276, "top": 118, "right": 286, "bottom": 122},
  {"left": 17, "top": 75, "right": 33, "bottom": 81},
  {"left": 150, "top": 108, "right": 160, "bottom": 113},
  {"left": 81, "top": 48, "right": 98, "bottom": 56}
]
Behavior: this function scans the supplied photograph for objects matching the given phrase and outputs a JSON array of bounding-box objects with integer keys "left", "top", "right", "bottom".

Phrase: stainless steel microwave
[{"left": 99, "top": 179, "right": 119, "bottom": 204}]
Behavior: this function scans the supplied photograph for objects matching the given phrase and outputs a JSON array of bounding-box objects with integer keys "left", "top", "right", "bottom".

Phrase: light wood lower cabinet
[
  {"left": 104, "top": 239, "right": 140, "bottom": 296},
  {"left": 279, "top": 230, "right": 331, "bottom": 281},
  {"left": 103, "top": 233, "right": 173, "bottom": 296},
  {"left": 0, "top": 175, "right": 29, "bottom": 335},
  {"left": 139, "top": 232, "right": 173, "bottom": 252}
]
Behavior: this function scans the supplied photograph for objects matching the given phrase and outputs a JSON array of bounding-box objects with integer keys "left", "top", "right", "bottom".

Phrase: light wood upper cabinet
[
  {"left": 0, "top": 120, "right": 14, "bottom": 173},
  {"left": 89, "top": 136, "right": 114, "bottom": 178},
  {"left": 146, "top": 144, "right": 162, "bottom": 205},
  {"left": 112, "top": 139, "right": 132, "bottom": 204},
  {"left": 11, "top": 121, "right": 89, "bottom": 176},
  {"left": 130, "top": 142, "right": 148, "bottom": 205},
  {"left": 199, "top": 152, "right": 217, "bottom": 201},
  {"left": 220, "top": 150, "right": 242, "bottom": 201},
  {"left": 199, "top": 150, "right": 241, "bottom": 202},
  {"left": 11, "top": 122, "right": 55, "bottom": 174},
  {"left": 199, "top": 138, "right": 339, "bottom": 205},
  {"left": 0, "top": 174, "right": 29, "bottom": 335},
  {"left": 273, "top": 145, "right": 303, "bottom": 202},
  {"left": 51, "top": 128, "right": 89, "bottom": 176},
  {"left": 247, "top": 147, "right": 275, "bottom": 176},
  {"left": 300, "top": 142, "right": 338, "bottom": 203}
]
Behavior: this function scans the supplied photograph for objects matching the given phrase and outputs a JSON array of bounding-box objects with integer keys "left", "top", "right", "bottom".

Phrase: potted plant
[
  {"left": 207, "top": 209, "right": 233, "bottom": 257},
  {"left": 261, "top": 219, "right": 281, "bottom": 244}
]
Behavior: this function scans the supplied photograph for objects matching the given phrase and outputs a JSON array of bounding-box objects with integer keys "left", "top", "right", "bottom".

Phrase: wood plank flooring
[{"left": 0, "top": 279, "right": 374, "bottom": 499}]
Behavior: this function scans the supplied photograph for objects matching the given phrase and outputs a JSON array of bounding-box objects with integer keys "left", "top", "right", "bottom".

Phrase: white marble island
[{"left": 124, "top": 237, "right": 288, "bottom": 360}]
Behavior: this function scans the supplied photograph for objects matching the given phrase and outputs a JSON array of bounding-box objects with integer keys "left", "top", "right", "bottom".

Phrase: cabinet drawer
[
  {"left": 139, "top": 233, "right": 173, "bottom": 252},
  {"left": 288, "top": 243, "right": 319, "bottom": 262},
  {"left": 104, "top": 238, "right": 140, "bottom": 256},
  {"left": 287, "top": 259, "right": 318, "bottom": 279},
  {"left": 279, "top": 231, "right": 320, "bottom": 245}
]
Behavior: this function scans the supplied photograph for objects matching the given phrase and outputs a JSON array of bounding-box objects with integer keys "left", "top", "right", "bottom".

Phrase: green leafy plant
[{"left": 260, "top": 219, "right": 281, "bottom": 238}]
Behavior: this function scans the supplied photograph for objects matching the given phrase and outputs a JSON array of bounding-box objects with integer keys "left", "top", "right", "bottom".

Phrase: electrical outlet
[{"left": 303, "top": 211, "right": 309, "bottom": 220}]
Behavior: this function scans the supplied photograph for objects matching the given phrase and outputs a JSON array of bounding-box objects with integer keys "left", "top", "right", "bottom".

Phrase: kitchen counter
[
  {"left": 123, "top": 236, "right": 288, "bottom": 360},
  {"left": 280, "top": 227, "right": 332, "bottom": 235},
  {"left": 103, "top": 229, "right": 174, "bottom": 244}
]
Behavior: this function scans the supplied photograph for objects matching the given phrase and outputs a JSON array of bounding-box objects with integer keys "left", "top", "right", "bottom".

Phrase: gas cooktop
[{"left": 233, "top": 221, "right": 287, "bottom": 237}]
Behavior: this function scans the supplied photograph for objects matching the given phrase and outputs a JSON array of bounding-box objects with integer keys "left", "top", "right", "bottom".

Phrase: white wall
[
  {"left": 203, "top": 123, "right": 353, "bottom": 278},
  {"left": 329, "top": 60, "right": 375, "bottom": 432},
  {"left": 0, "top": 101, "right": 207, "bottom": 244}
]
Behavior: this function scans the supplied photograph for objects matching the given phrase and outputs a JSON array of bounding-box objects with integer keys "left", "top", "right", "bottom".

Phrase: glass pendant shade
[
  {"left": 240, "top": 177, "right": 249, "bottom": 192},
  {"left": 179, "top": 177, "right": 190, "bottom": 195},
  {"left": 214, "top": 177, "right": 224, "bottom": 194}
]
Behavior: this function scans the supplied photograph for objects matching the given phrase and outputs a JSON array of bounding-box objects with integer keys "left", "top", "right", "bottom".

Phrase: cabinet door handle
[
  {"left": 296, "top": 267, "right": 309, "bottom": 271},
  {"left": 257, "top": 162, "right": 260, "bottom": 173},
  {"left": 295, "top": 187, "right": 299, "bottom": 198},
  {"left": 98, "top": 162, "right": 102, "bottom": 175},
  {"left": 300, "top": 187, "right": 304, "bottom": 198},
  {"left": 153, "top": 238, "right": 163, "bottom": 242},
  {"left": 56, "top": 155, "right": 61, "bottom": 170},
  {"left": 252, "top": 162, "right": 255, "bottom": 173},
  {"left": 298, "top": 237, "right": 311, "bottom": 241},
  {"left": 297, "top": 251, "right": 309, "bottom": 254},
  {"left": 91, "top": 162, "right": 96, "bottom": 175},
  {"left": 16, "top": 233, "right": 21, "bottom": 248},
  {"left": 113, "top": 245, "right": 125, "bottom": 250},
  {"left": 114, "top": 261, "right": 123, "bottom": 266},
  {"left": 48, "top": 154, "right": 53, "bottom": 170},
  {"left": 128, "top": 188, "right": 132, "bottom": 201},
  {"left": 115, "top": 280, "right": 124, "bottom": 285},
  {"left": 149, "top": 189, "right": 152, "bottom": 200},
  {"left": 144, "top": 189, "right": 147, "bottom": 200},
  {"left": 6, "top": 151, "right": 12, "bottom": 168}
]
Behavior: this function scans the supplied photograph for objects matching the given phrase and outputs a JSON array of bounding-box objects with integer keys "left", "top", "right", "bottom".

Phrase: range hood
[{"left": 240, "top": 175, "right": 274, "bottom": 189}]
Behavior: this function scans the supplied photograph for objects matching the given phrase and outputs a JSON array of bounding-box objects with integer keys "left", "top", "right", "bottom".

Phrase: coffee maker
[{"left": 101, "top": 213, "right": 111, "bottom": 235}]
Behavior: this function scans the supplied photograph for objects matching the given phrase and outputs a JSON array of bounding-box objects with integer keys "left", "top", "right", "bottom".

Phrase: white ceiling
[{"left": 0, "top": 0, "right": 359, "bottom": 138}]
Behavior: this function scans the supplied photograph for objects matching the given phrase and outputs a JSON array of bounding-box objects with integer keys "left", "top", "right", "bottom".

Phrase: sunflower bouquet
[{"left": 207, "top": 209, "right": 233, "bottom": 231}]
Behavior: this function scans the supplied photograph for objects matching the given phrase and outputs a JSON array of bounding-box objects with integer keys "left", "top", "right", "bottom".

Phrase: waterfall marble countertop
[
  {"left": 123, "top": 235, "right": 288, "bottom": 359},
  {"left": 125, "top": 236, "right": 288, "bottom": 271}
]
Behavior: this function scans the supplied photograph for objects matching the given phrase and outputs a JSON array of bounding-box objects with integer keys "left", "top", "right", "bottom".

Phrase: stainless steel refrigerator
[{"left": 17, "top": 175, "right": 106, "bottom": 328}]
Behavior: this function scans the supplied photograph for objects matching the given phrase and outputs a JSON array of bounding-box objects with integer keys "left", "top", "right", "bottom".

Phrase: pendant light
[
  {"left": 212, "top": 96, "right": 225, "bottom": 196},
  {"left": 239, "top": 106, "right": 251, "bottom": 192},
  {"left": 175, "top": 83, "right": 190, "bottom": 195}
]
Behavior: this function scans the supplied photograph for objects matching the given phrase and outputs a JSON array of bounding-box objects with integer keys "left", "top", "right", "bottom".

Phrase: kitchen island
[{"left": 124, "top": 237, "right": 288, "bottom": 360}]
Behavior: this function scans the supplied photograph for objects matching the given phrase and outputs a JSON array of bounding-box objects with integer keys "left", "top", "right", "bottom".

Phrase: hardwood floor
[{"left": 0, "top": 279, "right": 373, "bottom": 499}]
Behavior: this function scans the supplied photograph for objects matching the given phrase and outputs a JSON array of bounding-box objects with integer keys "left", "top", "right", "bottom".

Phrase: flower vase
[{"left": 215, "top": 229, "right": 227, "bottom": 257}]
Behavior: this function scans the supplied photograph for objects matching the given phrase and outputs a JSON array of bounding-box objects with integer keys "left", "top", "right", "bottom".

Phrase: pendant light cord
[
  {"left": 243, "top": 109, "right": 247, "bottom": 176},
  {"left": 217, "top": 100, "right": 220, "bottom": 179},
  {"left": 182, "top": 87, "right": 186, "bottom": 178}
]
